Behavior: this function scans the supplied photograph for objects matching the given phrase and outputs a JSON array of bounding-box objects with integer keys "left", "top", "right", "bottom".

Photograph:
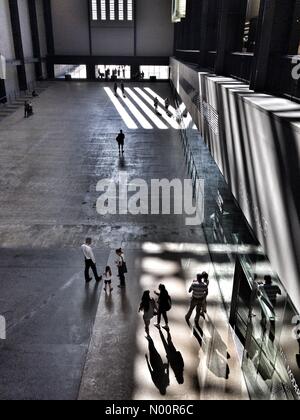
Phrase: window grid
[
  {"left": 118, "top": 0, "right": 124, "bottom": 21},
  {"left": 101, "top": 0, "right": 106, "bottom": 20},
  {"left": 127, "top": 0, "right": 133, "bottom": 21},
  {"left": 91, "top": 0, "right": 98, "bottom": 20},
  {"left": 110, "top": 0, "right": 115, "bottom": 20}
]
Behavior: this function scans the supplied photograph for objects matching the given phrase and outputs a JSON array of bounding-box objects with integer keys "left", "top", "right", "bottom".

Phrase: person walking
[
  {"left": 139, "top": 291, "right": 157, "bottom": 336},
  {"left": 114, "top": 82, "right": 118, "bottom": 96},
  {"left": 154, "top": 97, "right": 159, "bottom": 114},
  {"left": 116, "top": 129, "right": 125, "bottom": 154},
  {"left": 24, "top": 101, "right": 28, "bottom": 118},
  {"left": 103, "top": 266, "right": 113, "bottom": 293},
  {"left": 116, "top": 248, "right": 127, "bottom": 288},
  {"left": 165, "top": 98, "right": 170, "bottom": 113},
  {"left": 81, "top": 238, "right": 102, "bottom": 284},
  {"left": 185, "top": 274, "right": 208, "bottom": 324},
  {"left": 121, "top": 82, "right": 126, "bottom": 98},
  {"left": 155, "top": 284, "right": 172, "bottom": 331}
]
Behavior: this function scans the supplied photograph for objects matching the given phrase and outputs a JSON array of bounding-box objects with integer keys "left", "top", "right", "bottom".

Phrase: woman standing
[
  {"left": 115, "top": 248, "right": 127, "bottom": 288},
  {"left": 139, "top": 291, "right": 157, "bottom": 336},
  {"left": 155, "top": 284, "right": 172, "bottom": 331}
]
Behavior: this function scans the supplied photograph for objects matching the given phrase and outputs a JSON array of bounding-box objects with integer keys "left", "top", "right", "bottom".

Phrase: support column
[
  {"left": 250, "top": 0, "right": 296, "bottom": 92},
  {"left": 215, "top": 0, "right": 247, "bottom": 74},
  {"left": 8, "top": 0, "right": 27, "bottom": 91},
  {"left": 199, "top": 0, "right": 221, "bottom": 67},
  {"left": 43, "top": 0, "right": 55, "bottom": 78},
  {"left": 28, "top": 0, "right": 43, "bottom": 80}
]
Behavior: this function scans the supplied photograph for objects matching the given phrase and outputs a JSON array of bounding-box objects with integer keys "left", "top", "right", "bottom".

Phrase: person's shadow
[
  {"left": 119, "top": 156, "right": 126, "bottom": 169},
  {"left": 120, "top": 288, "right": 132, "bottom": 318},
  {"left": 82, "top": 282, "right": 100, "bottom": 317},
  {"left": 145, "top": 336, "right": 170, "bottom": 396},
  {"left": 159, "top": 329, "right": 184, "bottom": 385},
  {"left": 105, "top": 292, "right": 114, "bottom": 313}
]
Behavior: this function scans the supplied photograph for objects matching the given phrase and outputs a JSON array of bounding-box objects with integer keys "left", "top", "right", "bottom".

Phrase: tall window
[
  {"left": 92, "top": 0, "right": 98, "bottom": 20},
  {"left": 91, "top": 0, "right": 134, "bottom": 23}
]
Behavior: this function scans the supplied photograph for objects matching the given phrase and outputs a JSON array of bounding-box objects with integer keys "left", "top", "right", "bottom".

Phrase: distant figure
[
  {"left": 155, "top": 284, "right": 172, "bottom": 331},
  {"left": 81, "top": 238, "right": 102, "bottom": 284},
  {"left": 154, "top": 97, "right": 159, "bottom": 114},
  {"left": 115, "top": 248, "right": 127, "bottom": 288},
  {"left": 121, "top": 82, "right": 126, "bottom": 97},
  {"left": 201, "top": 272, "right": 210, "bottom": 315},
  {"left": 116, "top": 129, "right": 125, "bottom": 154},
  {"left": 139, "top": 291, "right": 157, "bottom": 336},
  {"left": 27, "top": 101, "right": 34, "bottom": 117},
  {"left": 114, "top": 82, "right": 118, "bottom": 96},
  {"left": 185, "top": 273, "right": 208, "bottom": 324},
  {"left": 24, "top": 101, "right": 28, "bottom": 118},
  {"left": 141, "top": 71, "right": 145, "bottom": 80},
  {"left": 260, "top": 275, "right": 282, "bottom": 342},
  {"left": 122, "top": 67, "right": 126, "bottom": 78},
  {"left": 117, "top": 67, "right": 121, "bottom": 78},
  {"left": 32, "top": 90, "right": 39, "bottom": 98},
  {"left": 165, "top": 98, "right": 170, "bottom": 112},
  {"left": 103, "top": 266, "right": 113, "bottom": 293}
]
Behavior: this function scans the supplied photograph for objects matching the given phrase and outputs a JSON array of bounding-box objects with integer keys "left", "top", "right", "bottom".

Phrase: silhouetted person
[
  {"left": 114, "top": 82, "right": 118, "bottom": 96},
  {"left": 165, "top": 98, "right": 170, "bottom": 112},
  {"left": 116, "top": 130, "right": 125, "bottom": 154},
  {"left": 121, "top": 82, "right": 126, "bottom": 97},
  {"left": 24, "top": 101, "right": 28, "bottom": 118},
  {"left": 32, "top": 90, "right": 39, "bottom": 98},
  {"left": 296, "top": 320, "right": 300, "bottom": 368},
  {"left": 260, "top": 276, "right": 281, "bottom": 342},
  {"left": 155, "top": 284, "right": 172, "bottom": 330},
  {"left": 159, "top": 329, "right": 184, "bottom": 385},
  {"left": 154, "top": 97, "right": 159, "bottom": 114},
  {"left": 115, "top": 247, "right": 127, "bottom": 288},
  {"left": 81, "top": 238, "right": 102, "bottom": 283},
  {"left": 145, "top": 336, "right": 169, "bottom": 395},
  {"left": 186, "top": 273, "right": 208, "bottom": 324},
  {"left": 139, "top": 291, "right": 157, "bottom": 336}
]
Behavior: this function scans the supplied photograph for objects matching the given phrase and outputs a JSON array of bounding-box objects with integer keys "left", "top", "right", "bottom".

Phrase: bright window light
[
  {"left": 101, "top": 0, "right": 106, "bottom": 20},
  {"left": 127, "top": 0, "right": 133, "bottom": 21},
  {"left": 104, "top": 87, "right": 138, "bottom": 129},
  {"left": 92, "top": 0, "right": 98, "bottom": 20},
  {"left": 110, "top": 0, "right": 115, "bottom": 20},
  {"left": 117, "top": 88, "right": 153, "bottom": 130},
  {"left": 134, "top": 88, "right": 181, "bottom": 129},
  {"left": 125, "top": 88, "right": 168, "bottom": 130},
  {"left": 118, "top": 0, "right": 124, "bottom": 20}
]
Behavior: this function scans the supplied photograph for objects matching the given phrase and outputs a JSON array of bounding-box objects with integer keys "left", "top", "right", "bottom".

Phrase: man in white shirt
[{"left": 81, "top": 238, "right": 102, "bottom": 283}]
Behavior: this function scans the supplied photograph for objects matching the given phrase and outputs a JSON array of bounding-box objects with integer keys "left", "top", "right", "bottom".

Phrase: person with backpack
[
  {"left": 155, "top": 284, "right": 172, "bottom": 331},
  {"left": 115, "top": 248, "right": 127, "bottom": 288},
  {"left": 139, "top": 291, "right": 157, "bottom": 336}
]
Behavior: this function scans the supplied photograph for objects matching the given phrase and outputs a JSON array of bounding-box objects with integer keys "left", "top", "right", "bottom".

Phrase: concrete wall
[
  {"left": 170, "top": 57, "right": 300, "bottom": 313},
  {"left": 50, "top": 0, "right": 174, "bottom": 57},
  {"left": 0, "top": 0, "right": 48, "bottom": 98},
  {"left": 51, "top": 0, "right": 90, "bottom": 55}
]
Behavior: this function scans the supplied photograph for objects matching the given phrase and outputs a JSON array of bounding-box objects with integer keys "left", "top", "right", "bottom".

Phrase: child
[{"left": 103, "top": 266, "right": 113, "bottom": 293}]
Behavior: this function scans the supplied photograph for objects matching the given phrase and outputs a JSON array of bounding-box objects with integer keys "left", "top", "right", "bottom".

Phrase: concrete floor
[{"left": 0, "top": 81, "right": 248, "bottom": 400}]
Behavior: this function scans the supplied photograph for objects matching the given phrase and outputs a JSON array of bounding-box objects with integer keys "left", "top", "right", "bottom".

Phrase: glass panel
[
  {"left": 95, "top": 65, "right": 131, "bottom": 80},
  {"left": 101, "top": 0, "right": 107, "bottom": 20},
  {"left": 54, "top": 65, "right": 87, "bottom": 80},
  {"left": 91, "top": 0, "right": 98, "bottom": 20},
  {"left": 139, "top": 66, "right": 170, "bottom": 80},
  {"left": 242, "top": 0, "right": 261, "bottom": 52}
]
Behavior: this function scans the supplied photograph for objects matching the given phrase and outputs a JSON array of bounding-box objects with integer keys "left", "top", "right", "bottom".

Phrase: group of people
[
  {"left": 98, "top": 66, "right": 127, "bottom": 81},
  {"left": 153, "top": 97, "right": 170, "bottom": 115},
  {"left": 139, "top": 272, "right": 210, "bottom": 336},
  {"left": 81, "top": 238, "right": 127, "bottom": 292}
]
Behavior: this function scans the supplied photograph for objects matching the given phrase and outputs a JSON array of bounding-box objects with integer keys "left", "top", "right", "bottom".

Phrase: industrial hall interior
[{"left": 0, "top": 0, "right": 299, "bottom": 401}]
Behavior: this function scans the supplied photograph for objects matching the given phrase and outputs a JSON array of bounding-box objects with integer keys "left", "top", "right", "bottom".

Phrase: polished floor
[{"left": 0, "top": 82, "right": 248, "bottom": 400}]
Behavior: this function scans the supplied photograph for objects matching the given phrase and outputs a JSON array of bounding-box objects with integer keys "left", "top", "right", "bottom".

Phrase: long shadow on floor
[
  {"left": 159, "top": 329, "right": 185, "bottom": 385},
  {"left": 193, "top": 318, "right": 231, "bottom": 380},
  {"left": 145, "top": 336, "right": 170, "bottom": 396}
]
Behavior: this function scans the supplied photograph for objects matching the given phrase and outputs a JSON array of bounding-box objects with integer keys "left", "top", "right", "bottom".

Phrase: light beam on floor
[
  {"left": 125, "top": 88, "right": 168, "bottom": 130},
  {"left": 104, "top": 87, "right": 138, "bottom": 129},
  {"left": 134, "top": 88, "right": 181, "bottom": 129},
  {"left": 117, "top": 88, "right": 153, "bottom": 130}
]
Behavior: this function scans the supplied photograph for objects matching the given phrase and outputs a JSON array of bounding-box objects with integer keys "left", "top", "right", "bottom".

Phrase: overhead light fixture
[{"left": 172, "top": 0, "right": 186, "bottom": 23}]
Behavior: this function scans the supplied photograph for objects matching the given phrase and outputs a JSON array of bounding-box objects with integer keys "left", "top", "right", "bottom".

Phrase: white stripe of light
[
  {"left": 134, "top": 88, "right": 181, "bottom": 129},
  {"left": 104, "top": 87, "right": 138, "bottom": 130},
  {"left": 117, "top": 89, "right": 153, "bottom": 130},
  {"left": 125, "top": 88, "right": 168, "bottom": 130}
]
